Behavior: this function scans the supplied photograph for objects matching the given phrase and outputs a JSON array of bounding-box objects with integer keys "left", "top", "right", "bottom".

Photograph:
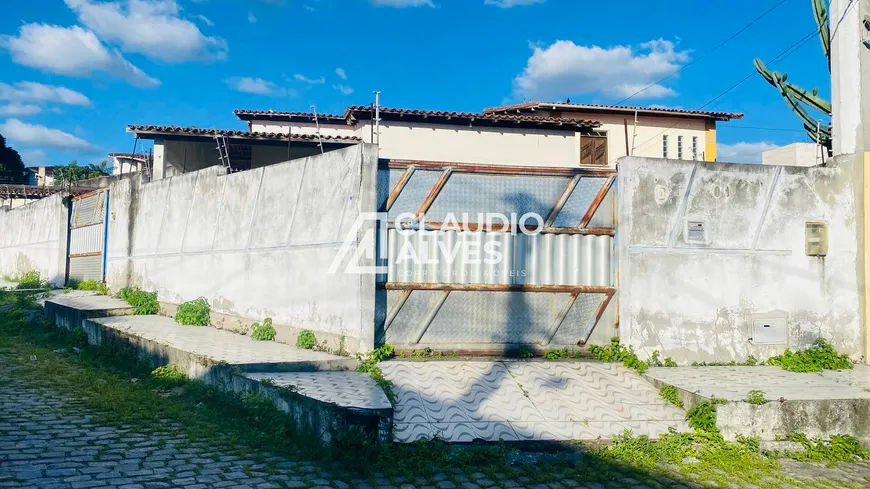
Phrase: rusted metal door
[
  {"left": 66, "top": 189, "right": 109, "bottom": 282},
  {"left": 377, "top": 160, "right": 617, "bottom": 352}
]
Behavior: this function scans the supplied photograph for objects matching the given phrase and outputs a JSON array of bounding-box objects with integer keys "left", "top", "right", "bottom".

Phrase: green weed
[
  {"left": 650, "top": 351, "right": 678, "bottom": 367},
  {"left": 151, "top": 365, "right": 188, "bottom": 384},
  {"left": 357, "top": 344, "right": 396, "bottom": 404},
  {"left": 118, "top": 287, "right": 159, "bottom": 315},
  {"left": 543, "top": 347, "right": 584, "bottom": 360},
  {"left": 16, "top": 271, "right": 46, "bottom": 289},
  {"left": 767, "top": 338, "right": 853, "bottom": 372},
  {"left": 251, "top": 318, "right": 276, "bottom": 341},
  {"left": 780, "top": 433, "right": 869, "bottom": 464},
  {"left": 659, "top": 385, "right": 683, "bottom": 408},
  {"left": 686, "top": 398, "right": 727, "bottom": 434},
  {"left": 174, "top": 298, "right": 210, "bottom": 326},
  {"left": 516, "top": 345, "right": 534, "bottom": 359},
  {"left": 296, "top": 329, "right": 317, "bottom": 349},
  {"left": 746, "top": 390, "right": 768, "bottom": 405},
  {"left": 589, "top": 337, "right": 649, "bottom": 374},
  {"left": 77, "top": 279, "right": 109, "bottom": 295}
]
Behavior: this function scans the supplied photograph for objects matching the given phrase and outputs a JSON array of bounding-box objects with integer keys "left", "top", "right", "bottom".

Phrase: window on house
[
  {"left": 662, "top": 135, "right": 668, "bottom": 158},
  {"left": 678, "top": 136, "right": 683, "bottom": 159},
  {"left": 692, "top": 137, "right": 698, "bottom": 160},
  {"left": 580, "top": 136, "right": 608, "bottom": 166}
]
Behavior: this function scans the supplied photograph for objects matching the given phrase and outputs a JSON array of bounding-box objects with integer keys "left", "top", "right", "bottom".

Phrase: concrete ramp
[{"left": 381, "top": 360, "right": 688, "bottom": 443}]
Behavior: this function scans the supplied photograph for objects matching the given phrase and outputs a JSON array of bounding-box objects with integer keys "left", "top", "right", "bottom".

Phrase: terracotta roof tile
[
  {"left": 484, "top": 102, "right": 743, "bottom": 121},
  {"left": 127, "top": 125, "right": 361, "bottom": 143},
  {"left": 233, "top": 109, "right": 347, "bottom": 122},
  {"left": 234, "top": 105, "right": 600, "bottom": 131}
]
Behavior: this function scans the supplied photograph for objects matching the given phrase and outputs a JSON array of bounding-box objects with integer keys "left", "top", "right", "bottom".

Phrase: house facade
[
  {"left": 484, "top": 102, "right": 742, "bottom": 163},
  {"left": 235, "top": 107, "right": 604, "bottom": 168}
]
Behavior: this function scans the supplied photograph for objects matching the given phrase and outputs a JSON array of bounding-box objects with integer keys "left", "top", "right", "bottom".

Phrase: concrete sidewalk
[{"left": 381, "top": 360, "right": 688, "bottom": 443}]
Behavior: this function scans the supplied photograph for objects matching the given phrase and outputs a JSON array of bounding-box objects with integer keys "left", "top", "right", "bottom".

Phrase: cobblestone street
[{"left": 2, "top": 373, "right": 870, "bottom": 489}]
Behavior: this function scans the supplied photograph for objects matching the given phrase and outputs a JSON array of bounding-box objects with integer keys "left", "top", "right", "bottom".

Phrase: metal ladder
[{"left": 214, "top": 135, "right": 234, "bottom": 172}]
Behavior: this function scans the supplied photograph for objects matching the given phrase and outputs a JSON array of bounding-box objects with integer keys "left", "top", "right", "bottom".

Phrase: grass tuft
[
  {"left": 589, "top": 337, "right": 649, "bottom": 374},
  {"left": 174, "top": 297, "right": 210, "bottom": 326},
  {"left": 767, "top": 338, "right": 852, "bottom": 373},
  {"left": 296, "top": 329, "right": 317, "bottom": 350},
  {"left": 118, "top": 287, "right": 159, "bottom": 315},
  {"left": 251, "top": 318, "right": 276, "bottom": 341}
]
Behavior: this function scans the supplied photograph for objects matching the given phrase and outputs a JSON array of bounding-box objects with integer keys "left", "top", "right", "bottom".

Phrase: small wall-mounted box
[
  {"left": 685, "top": 221, "right": 706, "bottom": 243},
  {"left": 805, "top": 222, "right": 828, "bottom": 256},
  {"left": 750, "top": 312, "right": 788, "bottom": 345}
]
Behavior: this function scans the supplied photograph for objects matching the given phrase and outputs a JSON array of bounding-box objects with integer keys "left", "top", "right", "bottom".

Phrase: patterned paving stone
[
  {"left": 379, "top": 360, "right": 689, "bottom": 443},
  {"left": 245, "top": 372, "right": 391, "bottom": 410}
]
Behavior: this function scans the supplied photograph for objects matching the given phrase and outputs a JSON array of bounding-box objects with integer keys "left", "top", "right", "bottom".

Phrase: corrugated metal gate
[
  {"left": 66, "top": 189, "right": 109, "bottom": 282},
  {"left": 377, "top": 160, "right": 617, "bottom": 351}
]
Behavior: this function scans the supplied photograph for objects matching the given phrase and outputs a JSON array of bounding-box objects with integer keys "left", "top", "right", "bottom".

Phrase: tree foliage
[
  {"left": 53, "top": 160, "right": 111, "bottom": 184},
  {"left": 0, "top": 133, "right": 27, "bottom": 183}
]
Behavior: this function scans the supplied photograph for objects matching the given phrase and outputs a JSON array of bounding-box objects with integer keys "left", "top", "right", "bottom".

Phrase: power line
[
  {"left": 630, "top": 26, "right": 821, "bottom": 155},
  {"left": 615, "top": 0, "right": 791, "bottom": 104},
  {"left": 719, "top": 125, "right": 807, "bottom": 133}
]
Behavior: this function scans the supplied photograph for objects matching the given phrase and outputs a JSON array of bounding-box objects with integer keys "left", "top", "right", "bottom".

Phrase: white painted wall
[
  {"left": 761, "top": 143, "right": 823, "bottom": 167},
  {"left": 112, "top": 157, "right": 143, "bottom": 175},
  {"left": 105, "top": 145, "right": 379, "bottom": 352},
  {"left": 252, "top": 119, "right": 582, "bottom": 167},
  {"left": 596, "top": 114, "right": 707, "bottom": 163},
  {"left": 830, "top": 0, "right": 862, "bottom": 156},
  {"left": 618, "top": 156, "right": 861, "bottom": 363},
  {"left": 0, "top": 193, "right": 67, "bottom": 286}
]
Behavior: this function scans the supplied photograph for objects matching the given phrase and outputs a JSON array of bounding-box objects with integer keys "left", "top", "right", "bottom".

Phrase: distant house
[
  {"left": 483, "top": 102, "right": 742, "bottom": 163},
  {"left": 109, "top": 153, "right": 149, "bottom": 176},
  {"left": 24, "top": 166, "right": 58, "bottom": 187},
  {"left": 127, "top": 102, "right": 742, "bottom": 180}
]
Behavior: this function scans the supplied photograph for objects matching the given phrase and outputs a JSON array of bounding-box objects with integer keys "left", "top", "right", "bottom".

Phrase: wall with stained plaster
[
  {"left": 0, "top": 193, "right": 67, "bottom": 286},
  {"left": 105, "top": 145, "right": 379, "bottom": 352},
  {"left": 618, "top": 156, "right": 862, "bottom": 363}
]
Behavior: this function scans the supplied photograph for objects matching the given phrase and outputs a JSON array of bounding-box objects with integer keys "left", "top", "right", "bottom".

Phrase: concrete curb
[
  {"left": 44, "top": 298, "right": 392, "bottom": 445},
  {"left": 643, "top": 372, "right": 870, "bottom": 441}
]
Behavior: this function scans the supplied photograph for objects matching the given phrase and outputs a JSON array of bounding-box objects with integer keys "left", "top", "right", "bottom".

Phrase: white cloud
[
  {"left": 513, "top": 39, "right": 689, "bottom": 100},
  {"left": 484, "top": 0, "right": 544, "bottom": 7},
  {"left": 2, "top": 24, "right": 160, "bottom": 88},
  {"left": 64, "top": 0, "right": 227, "bottom": 62},
  {"left": 20, "top": 149, "right": 47, "bottom": 166},
  {"left": 248, "top": 12, "right": 257, "bottom": 23},
  {"left": 196, "top": 14, "right": 214, "bottom": 26},
  {"left": 335, "top": 67, "right": 347, "bottom": 80},
  {"left": 0, "top": 104, "right": 42, "bottom": 117},
  {"left": 332, "top": 84, "right": 354, "bottom": 95},
  {"left": 294, "top": 74, "right": 325, "bottom": 84},
  {"left": 226, "top": 77, "right": 287, "bottom": 96},
  {"left": 0, "top": 119, "right": 98, "bottom": 152},
  {"left": 717, "top": 141, "right": 780, "bottom": 164},
  {"left": 0, "top": 82, "right": 92, "bottom": 107},
  {"left": 370, "top": 0, "right": 434, "bottom": 7}
]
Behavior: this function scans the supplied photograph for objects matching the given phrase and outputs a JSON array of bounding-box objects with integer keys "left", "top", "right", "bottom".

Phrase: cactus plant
[{"left": 754, "top": 0, "right": 831, "bottom": 149}]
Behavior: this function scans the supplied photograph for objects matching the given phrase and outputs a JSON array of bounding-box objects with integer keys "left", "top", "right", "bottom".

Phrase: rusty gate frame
[{"left": 378, "top": 159, "right": 618, "bottom": 349}]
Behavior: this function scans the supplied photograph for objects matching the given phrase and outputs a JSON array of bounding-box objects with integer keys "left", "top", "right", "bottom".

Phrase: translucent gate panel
[
  {"left": 387, "top": 170, "right": 443, "bottom": 220},
  {"left": 386, "top": 229, "right": 613, "bottom": 286},
  {"left": 552, "top": 177, "right": 609, "bottom": 227},
  {"left": 424, "top": 173, "right": 571, "bottom": 224},
  {"left": 68, "top": 190, "right": 108, "bottom": 282}
]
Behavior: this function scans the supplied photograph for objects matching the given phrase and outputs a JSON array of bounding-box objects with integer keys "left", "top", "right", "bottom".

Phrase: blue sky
[{"left": 0, "top": 0, "right": 831, "bottom": 167}]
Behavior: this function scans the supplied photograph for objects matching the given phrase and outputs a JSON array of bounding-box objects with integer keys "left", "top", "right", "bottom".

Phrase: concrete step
[
  {"left": 644, "top": 365, "right": 870, "bottom": 441},
  {"left": 43, "top": 296, "right": 390, "bottom": 445}
]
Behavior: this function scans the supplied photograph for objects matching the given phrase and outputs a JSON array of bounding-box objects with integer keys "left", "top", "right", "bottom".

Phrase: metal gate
[
  {"left": 66, "top": 189, "right": 109, "bottom": 282},
  {"left": 377, "top": 160, "right": 617, "bottom": 352}
]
